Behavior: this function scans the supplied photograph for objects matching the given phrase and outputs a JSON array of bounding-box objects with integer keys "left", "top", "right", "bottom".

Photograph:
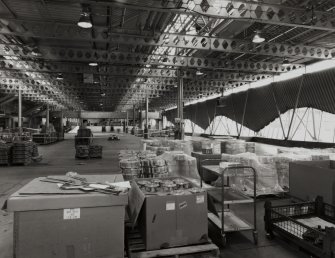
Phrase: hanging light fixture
[
  {"left": 252, "top": 31, "right": 265, "bottom": 43},
  {"left": 31, "top": 47, "right": 42, "bottom": 57},
  {"left": 88, "top": 62, "right": 98, "bottom": 66},
  {"left": 77, "top": 5, "right": 92, "bottom": 29},
  {"left": 56, "top": 73, "right": 63, "bottom": 80},
  {"left": 196, "top": 69, "right": 204, "bottom": 76},
  {"left": 282, "top": 58, "right": 290, "bottom": 67}
]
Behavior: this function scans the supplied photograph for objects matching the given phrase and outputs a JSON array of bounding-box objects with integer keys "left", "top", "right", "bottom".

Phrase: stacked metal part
[
  {"left": 150, "top": 158, "right": 169, "bottom": 178},
  {"left": 224, "top": 140, "right": 247, "bottom": 155},
  {"left": 12, "top": 141, "right": 33, "bottom": 165},
  {"left": 246, "top": 142, "right": 256, "bottom": 153},
  {"left": 119, "top": 158, "right": 142, "bottom": 180},
  {"left": 137, "top": 177, "right": 203, "bottom": 195},
  {"left": 75, "top": 145, "right": 90, "bottom": 159},
  {"left": 0, "top": 143, "right": 10, "bottom": 165},
  {"left": 89, "top": 145, "right": 103, "bottom": 158}
]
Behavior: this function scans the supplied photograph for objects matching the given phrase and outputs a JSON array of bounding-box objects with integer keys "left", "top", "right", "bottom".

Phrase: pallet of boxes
[{"left": 121, "top": 150, "right": 219, "bottom": 258}]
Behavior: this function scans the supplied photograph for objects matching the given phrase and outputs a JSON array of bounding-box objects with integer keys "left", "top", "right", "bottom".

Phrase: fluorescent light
[
  {"left": 252, "top": 33, "right": 265, "bottom": 43},
  {"left": 157, "top": 65, "right": 165, "bottom": 68},
  {"left": 88, "top": 62, "right": 98, "bottom": 66}
]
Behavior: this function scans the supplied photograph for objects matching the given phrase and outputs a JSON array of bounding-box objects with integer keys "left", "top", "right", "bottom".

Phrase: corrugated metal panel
[{"left": 166, "top": 67, "right": 335, "bottom": 131}]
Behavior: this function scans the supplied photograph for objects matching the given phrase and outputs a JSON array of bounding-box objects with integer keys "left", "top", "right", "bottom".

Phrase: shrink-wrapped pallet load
[
  {"left": 219, "top": 152, "right": 283, "bottom": 196},
  {"left": 224, "top": 139, "right": 246, "bottom": 154},
  {"left": 246, "top": 142, "right": 256, "bottom": 153}
]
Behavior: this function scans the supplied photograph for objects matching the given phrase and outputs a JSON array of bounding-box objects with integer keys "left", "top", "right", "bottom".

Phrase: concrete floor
[{"left": 0, "top": 133, "right": 308, "bottom": 258}]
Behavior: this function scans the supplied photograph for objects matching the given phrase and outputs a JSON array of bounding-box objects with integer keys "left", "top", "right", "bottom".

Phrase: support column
[
  {"left": 146, "top": 97, "right": 149, "bottom": 127},
  {"left": 46, "top": 104, "right": 50, "bottom": 129},
  {"left": 60, "top": 110, "right": 64, "bottom": 140},
  {"left": 144, "top": 97, "right": 149, "bottom": 139},
  {"left": 18, "top": 87, "right": 22, "bottom": 132},
  {"left": 177, "top": 74, "right": 184, "bottom": 140},
  {"left": 132, "top": 105, "right": 136, "bottom": 135},
  {"left": 126, "top": 111, "right": 129, "bottom": 133}
]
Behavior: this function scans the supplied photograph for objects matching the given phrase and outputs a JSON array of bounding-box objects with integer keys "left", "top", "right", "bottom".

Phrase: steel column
[
  {"left": 18, "top": 87, "right": 22, "bottom": 131},
  {"left": 46, "top": 104, "right": 50, "bottom": 129}
]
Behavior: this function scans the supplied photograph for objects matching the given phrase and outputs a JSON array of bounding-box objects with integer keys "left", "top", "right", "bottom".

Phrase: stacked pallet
[
  {"left": 75, "top": 145, "right": 90, "bottom": 159},
  {"left": 120, "top": 158, "right": 142, "bottom": 180},
  {"left": 0, "top": 143, "right": 10, "bottom": 165},
  {"left": 12, "top": 141, "right": 33, "bottom": 165},
  {"left": 150, "top": 158, "right": 169, "bottom": 178},
  {"left": 89, "top": 145, "right": 103, "bottom": 158}
]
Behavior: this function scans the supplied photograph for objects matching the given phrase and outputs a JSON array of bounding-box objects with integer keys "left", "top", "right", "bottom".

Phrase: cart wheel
[
  {"left": 253, "top": 231, "right": 258, "bottom": 245},
  {"left": 221, "top": 235, "right": 227, "bottom": 247},
  {"left": 266, "top": 232, "right": 274, "bottom": 240}
]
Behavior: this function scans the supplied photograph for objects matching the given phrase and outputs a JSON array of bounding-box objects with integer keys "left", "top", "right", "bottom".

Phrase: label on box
[
  {"left": 196, "top": 195, "right": 205, "bottom": 204},
  {"left": 63, "top": 208, "right": 80, "bottom": 220},
  {"left": 166, "top": 201, "right": 175, "bottom": 211}
]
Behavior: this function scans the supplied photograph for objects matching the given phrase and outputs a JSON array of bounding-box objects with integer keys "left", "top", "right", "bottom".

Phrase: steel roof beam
[
  {"left": 0, "top": 23, "right": 332, "bottom": 59},
  {"left": 23, "top": 0, "right": 335, "bottom": 31},
  {"left": 0, "top": 47, "right": 303, "bottom": 73}
]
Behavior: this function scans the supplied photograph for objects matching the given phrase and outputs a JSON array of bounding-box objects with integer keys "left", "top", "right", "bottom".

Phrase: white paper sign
[
  {"left": 166, "top": 201, "right": 175, "bottom": 211},
  {"left": 63, "top": 208, "right": 80, "bottom": 220}
]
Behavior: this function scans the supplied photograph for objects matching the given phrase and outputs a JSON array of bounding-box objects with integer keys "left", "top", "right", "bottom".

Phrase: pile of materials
[
  {"left": 75, "top": 145, "right": 90, "bottom": 159},
  {"left": 89, "top": 145, "right": 103, "bottom": 158},
  {"left": 160, "top": 151, "right": 199, "bottom": 179},
  {"left": 224, "top": 139, "right": 246, "bottom": 154},
  {"left": 120, "top": 158, "right": 142, "bottom": 180},
  {"left": 141, "top": 157, "right": 169, "bottom": 178},
  {"left": 221, "top": 152, "right": 283, "bottom": 196},
  {"left": 12, "top": 141, "right": 33, "bottom": 165},
  {"left": 0, "top": 143, "right": 11, "bottom": 165}
]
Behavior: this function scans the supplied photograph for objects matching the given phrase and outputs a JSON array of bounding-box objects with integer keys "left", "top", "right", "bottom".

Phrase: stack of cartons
[
  {"left": 12, "top": 141, "right": 33, "bottom": 165},
  {"left": 89, "top": 145, "right": 103, "bottom": 158},
  {"left": 75, "top": 145, "right": 89, "bottom": 159},
  {"left": 0, "top": 143, "right": 10, "bottom": 165}
]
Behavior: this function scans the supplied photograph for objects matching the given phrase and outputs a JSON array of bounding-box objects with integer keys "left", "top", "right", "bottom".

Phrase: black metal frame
[
  {"left": 200, "top": 159, "right": 258, "bottom": 246},
  {"left": 264, "top": 196, "right": 335, "bottom": 258}
]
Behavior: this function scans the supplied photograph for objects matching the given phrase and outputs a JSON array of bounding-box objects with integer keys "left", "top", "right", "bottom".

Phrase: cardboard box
[
  {"left": 129, "top": 178, "right": 208, "bottom": 250},
  {"left": 6, "top": 175, "right": 128, "bottom": 258},
  {"left": 290, "top": 160, "right": 335, "bottom": 204}
]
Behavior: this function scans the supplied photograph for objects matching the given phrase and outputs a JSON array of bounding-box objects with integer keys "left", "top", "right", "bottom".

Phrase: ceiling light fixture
[
  {"left": 100, "top": 92, "right": 106, "bottom": 97},
  {"left": 252, "top": 31, "right": 265, "bottom": 44},
  {"left": 56, "top": 73, "right": 63, "bottom": 80},
  {"left": 282, "top": 58, "right": 290, "bottom": 67},
  {"left": 157, "top": 65, "right": 165, "bottom": 68},
  {"left": 77, "top": 5, "right": 93, "bottom": 29},
  {"left": 88, "top": 62, "right": 98, "bottom": 66},
  {"left": 196, "top": 69, "right": 204, "bottom": 76},
  {"left": 31, "top": 47, "right": 42, "bottom": 57}
]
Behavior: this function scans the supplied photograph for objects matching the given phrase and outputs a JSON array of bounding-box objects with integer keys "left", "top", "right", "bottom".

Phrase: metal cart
[
  {"left": 200, "top": 159, "right": 258, "bottom": 246},
  {"left": 264, "top": 196, "right": 335, "bottom": 258}
]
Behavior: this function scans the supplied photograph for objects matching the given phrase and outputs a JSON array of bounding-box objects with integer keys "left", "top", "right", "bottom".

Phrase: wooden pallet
[{"left": 125, "top": 228, "right": 219, "bottom": 258}]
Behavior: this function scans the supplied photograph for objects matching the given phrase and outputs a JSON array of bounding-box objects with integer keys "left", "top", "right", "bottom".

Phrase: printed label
[
  {"left": 166, "top": 201, "right": 175, "bottom": 211},
  {"left": 179, "top": 201, "right": 187, "bottom": 209},
  {"left": 63, "top": 208, "right": 80, "bottom": 220},
  {"left": 196, "top": 195, "right": 205, "bottom": 204}
]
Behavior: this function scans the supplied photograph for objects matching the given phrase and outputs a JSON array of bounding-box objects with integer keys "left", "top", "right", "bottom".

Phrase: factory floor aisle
[{"left": 0, "top": 134, "right": 307, "bottom": 258}]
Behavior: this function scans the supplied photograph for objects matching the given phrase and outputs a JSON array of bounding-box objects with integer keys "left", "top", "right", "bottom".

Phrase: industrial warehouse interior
[{"left": 1, "top": 0, "right": 335, "bottom": 257}]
